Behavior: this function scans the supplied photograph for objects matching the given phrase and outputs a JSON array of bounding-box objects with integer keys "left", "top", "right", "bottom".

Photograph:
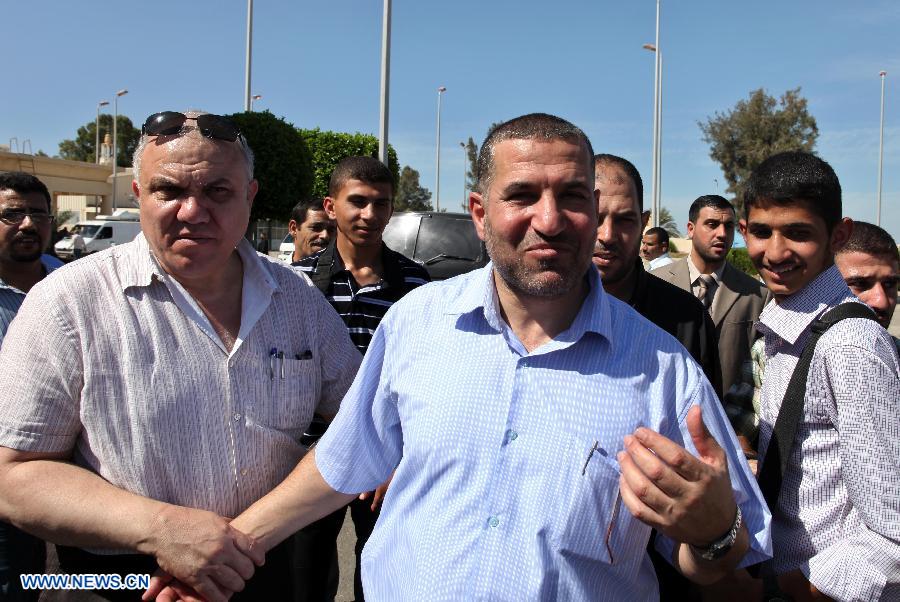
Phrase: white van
[{"left": 55, "top": 212, "right": 142, "bottom": 260}]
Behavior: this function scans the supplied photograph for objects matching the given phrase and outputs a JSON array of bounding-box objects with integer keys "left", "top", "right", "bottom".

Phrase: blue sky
[{"left": 3, "top": 1, "right": 899, "bottom": 241}]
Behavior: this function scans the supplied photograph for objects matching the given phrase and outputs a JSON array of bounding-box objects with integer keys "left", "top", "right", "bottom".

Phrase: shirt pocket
[
  {"left": 250, "top": 357, "right": 320, "bottom": 440},
  {"left": 553, "top": 442, "right": 626, "bottom": 564}
]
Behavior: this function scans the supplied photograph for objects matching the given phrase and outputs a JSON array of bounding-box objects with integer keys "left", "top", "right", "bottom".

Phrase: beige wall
[{"left": 0, "top": 151, "right": 113, "bottom": 214}]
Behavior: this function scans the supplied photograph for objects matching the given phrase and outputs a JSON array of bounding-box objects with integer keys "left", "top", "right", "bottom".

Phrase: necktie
[{"left": 696, "top": 274, "right": 715, "bottom": 310}]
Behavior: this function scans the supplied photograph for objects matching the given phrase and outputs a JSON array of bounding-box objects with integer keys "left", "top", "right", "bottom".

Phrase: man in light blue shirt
[
  {"left": 152, "top": 113, "right": 770, "bottom": 601},
  {"left": 0, "top": 171, "right": 61, "bottom": 601}
]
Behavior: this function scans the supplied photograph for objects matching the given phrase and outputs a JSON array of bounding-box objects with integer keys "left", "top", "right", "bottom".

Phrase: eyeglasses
[
  {"left": 141, "top": 111, "right": 242, "bottom": 142},
  {"left": 0, "top": 209, "right": 53, "bottom": 225}
]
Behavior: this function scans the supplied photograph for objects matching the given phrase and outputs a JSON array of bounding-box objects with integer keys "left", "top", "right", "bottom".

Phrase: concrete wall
[{"left": 0, "top": 151, "right": 113, "bottom": 213}]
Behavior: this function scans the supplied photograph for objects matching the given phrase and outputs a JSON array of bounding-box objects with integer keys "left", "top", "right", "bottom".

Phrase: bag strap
[
  {"left": 307, "top": 243, "right": 336, "bottom": 295},
  {"left": 757, "top": 302, "right": 877, "bottom": 510}
]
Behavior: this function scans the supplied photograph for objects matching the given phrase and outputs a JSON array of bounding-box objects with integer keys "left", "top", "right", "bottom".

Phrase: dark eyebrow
[
  {"left": 499, "top": 181, "right": 537, "bottom": 195},
  {"left": 148, "top": 176, "right": 180, "bottom": 189}
]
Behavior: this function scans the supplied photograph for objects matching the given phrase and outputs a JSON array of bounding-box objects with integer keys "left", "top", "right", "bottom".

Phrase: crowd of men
[{"left": 0, "top": 110, "right": 896, "bottom": 602}]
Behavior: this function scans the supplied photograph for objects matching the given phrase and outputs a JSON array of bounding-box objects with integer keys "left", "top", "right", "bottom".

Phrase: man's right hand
[{"left": 141, "top": 505, "right": 264, "bottom": 602}]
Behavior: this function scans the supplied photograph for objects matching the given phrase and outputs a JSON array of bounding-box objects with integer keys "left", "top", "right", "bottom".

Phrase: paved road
[{"left": 336, "top": 518, "right": 356, "bottom": 601}]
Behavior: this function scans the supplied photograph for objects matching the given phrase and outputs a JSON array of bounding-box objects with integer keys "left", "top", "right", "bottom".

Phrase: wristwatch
[{"left": 690, "top": 506, "right": 742, "bottom": 561}]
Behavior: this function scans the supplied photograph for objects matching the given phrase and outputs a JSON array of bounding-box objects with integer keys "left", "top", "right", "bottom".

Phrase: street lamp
[
  {"left": 459, "top": 141, "right": 467, "bottom": 210},
  {"left": 250, "top": 94, "right": 263, "bottom": 111},
  {"left": 96, "top": 100, "right": 109, "bottom": 164},
  {"left": 644, "top": 0, "right": 661, "bottom": 227},
  {"left": 378, "top": 0, "right": 392, "bottom": 166},
  {"left": 643, "top": 41, "right": 662, "bottom": 228},
  {"left": 435, "top": 86, "right": 447, "bottom": 213},
  {"left": 111, "top": 89, "right": 128, "bottom": 212},
  {"left": 877, "top": 70, "right": 886, "bottom": 227},
  {"left": 244, "top": 0, "right": 254, "bottom": 111}
]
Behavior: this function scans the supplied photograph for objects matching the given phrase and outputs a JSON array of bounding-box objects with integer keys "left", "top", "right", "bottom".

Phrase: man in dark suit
[
  {"left": 593, "top": 155, "right": 723, "bottom": 601},
  {"left": 593, "top": 154, "right": 720, "bottom": 386},
  {"left": 651, "top": 195, "right": 770, "bottom": 401}
]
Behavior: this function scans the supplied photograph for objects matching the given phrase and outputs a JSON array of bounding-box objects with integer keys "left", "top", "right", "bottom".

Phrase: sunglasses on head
[{"left": 141, "top": 111, "right": 242, "bottom": 142}]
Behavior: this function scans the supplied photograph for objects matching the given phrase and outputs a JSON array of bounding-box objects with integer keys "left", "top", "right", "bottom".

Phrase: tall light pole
[
  {"left": 435, "top": 86, "right": 447, "bottom": 213},
  {"left": 460, "top": 141, "right": 467, "bottom": 210},
  {"left": 643, "top": 43, "right": 663, "bottom": 228},
  {"left": 645, "top": 0, "right": 661, "bottom": 227},
  {"left": 96, "top": 100, "right": 109, "bottom": 164},
  {"left": 111, "top": 89, "right": 128, "bottom": 213},
  {"left": 250, "top": 94, "right": 262, "bottom": 111},
  {"left": 877, "top": 70, "right": 886, "bottom": 227},
  {"left": 378, "top": 0, "right": 392, "bottom": 166},
  {"left": 244, "top": 0, "right": 254, "bottom": 111}
]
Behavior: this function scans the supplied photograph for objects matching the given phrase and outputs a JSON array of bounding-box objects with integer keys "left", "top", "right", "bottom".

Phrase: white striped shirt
[
  {"left": 757, "top": 266, "right": 900, "bottom": 600},
  {"left": 0, "top": 234, "right": 361, "bottom": 523}
]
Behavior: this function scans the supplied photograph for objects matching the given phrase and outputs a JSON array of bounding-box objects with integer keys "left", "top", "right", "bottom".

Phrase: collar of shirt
[
  {"left": 322, "top": 240, "right": 404, "bottom": 292},
  {"left": 445, "top": 262, "right": 612, "bottom": 356},
  {"left": 687, "top": 251, "right": 725, "bottom": 287},
  {"left": 0, "top": 254, "right": 63, "bottom": 294},
  {"left": 757, "top": 265, "right": 855, "bottom": 346},
  {"left": 120, "top": 233, "right": 279, "bottom": 355}
]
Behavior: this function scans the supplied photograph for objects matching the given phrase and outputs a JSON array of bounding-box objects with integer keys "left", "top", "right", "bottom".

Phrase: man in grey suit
[{"left": 652, "top": 195, "right": 770, "bottom": 401}]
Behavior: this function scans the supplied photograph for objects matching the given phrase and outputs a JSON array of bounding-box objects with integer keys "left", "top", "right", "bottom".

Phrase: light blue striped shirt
[
  {"left": 316, "top": 263, "right": 771, "bottom": 601},
  {"left": 0, "top": 254, "right": 62, "bottom": 345}
]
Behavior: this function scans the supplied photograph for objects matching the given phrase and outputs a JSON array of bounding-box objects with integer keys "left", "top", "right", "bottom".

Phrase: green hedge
[
  {"left": 299, "top": 128, "right": 399, "bottom": 198},
  {"left": 727, "top": 247, "right": 758, "bottom": 276}
]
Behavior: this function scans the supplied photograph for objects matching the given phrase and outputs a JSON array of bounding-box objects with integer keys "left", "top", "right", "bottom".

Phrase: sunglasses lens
[
  {"left": 196, "top": 115, "right": 240, "bottom": 141},
  {"left": 142, "top": 112, "right": 187, "bottom": 136}
]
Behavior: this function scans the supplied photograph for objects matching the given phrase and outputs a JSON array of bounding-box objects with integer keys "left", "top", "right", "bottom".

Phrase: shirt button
[
  {"left": 506, "top": 429, "right": 518, "bottom": 442},
  {"left": 240, "top": 468, "right": 248, "bottom": 476},
  {"left": 488, "top": 516, "right": 499, "bottom": 528},
  {"left": 233, "top": 413, "right": 242, "bottom": 421}
]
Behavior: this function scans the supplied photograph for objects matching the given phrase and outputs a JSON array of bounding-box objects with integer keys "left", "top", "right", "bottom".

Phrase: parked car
[
  {"left": 382, "top": 212, "right": 488, "bottom": 280},
  {"left": 277, "top": 233, "right": 294, "bottom": 262},
  {"left": 54, "top": 213, "right": 142, "bottom": 260}
]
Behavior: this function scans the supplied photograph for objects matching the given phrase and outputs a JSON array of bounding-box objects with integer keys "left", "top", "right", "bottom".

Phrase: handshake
[
  {"left": 139, "top": 505, "right": 265, "bottom": 602},
  {"left": 140, "top": 476, "right": 390, "bottom": 601}
]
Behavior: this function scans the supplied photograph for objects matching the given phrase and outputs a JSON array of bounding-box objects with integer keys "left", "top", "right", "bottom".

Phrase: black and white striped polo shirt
[{"left": 294, "top": 241, "right": 431, "bottom": 354}]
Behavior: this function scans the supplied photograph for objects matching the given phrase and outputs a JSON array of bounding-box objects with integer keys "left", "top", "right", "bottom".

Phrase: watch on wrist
[{"left": 690, "top": 506, "right": 742, "bottom": 561}]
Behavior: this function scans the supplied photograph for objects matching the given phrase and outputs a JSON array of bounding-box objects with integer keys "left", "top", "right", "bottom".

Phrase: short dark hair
[
  {"left": 476, "top": 113, "right": 594, "bottom": 196},
  {"left": 688, "top": 195, "right": 734, "bottom": 223},
  {"left": 743, "top": 151, "right": 842, "bottom": 231},
  {"left": 0, "top": 171, "right": 52, "bottom": 211},
  {"left": 328, "top": 156, "right": 394, "bottom": 198},
  {"left": 645, "top": 226, "right": 669, "bottom": 246},
  {"left": 837, "top": 221, "right": 899, "bottom": 264},
  {"left": 594, "top": 154, "right": 644, "bottom": 211},
  {"left": 290, "top": 198, "right": 325, "bottom": 225}
]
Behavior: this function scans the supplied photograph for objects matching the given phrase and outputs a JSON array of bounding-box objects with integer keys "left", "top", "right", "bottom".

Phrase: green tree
[
  {"left": 699, "top": 87, "right": 818, "bottom": 215},
  {"left": 658, "top": 206, "right": 682, "bottom": 238},
  {"left": 460, "top": 137, "right": 479, "bottom": 211},
  {"left": 58, "top": 114, "right": 139, "bottom": 167},
  {"left": 395, "top": 166, "right": 433, "bottom": 211},
  {"left": 299, "top": 128, "right": 400, "bottom": 198},
  {"left": 726, "top": 248, "right": 758, "bottom": 277},
  {"left": 225, "top": 110, "right": 314, "bottom": 222}
]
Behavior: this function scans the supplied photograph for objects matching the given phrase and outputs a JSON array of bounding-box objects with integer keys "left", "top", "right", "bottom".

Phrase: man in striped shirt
[{"left": 293, "top": 156, "right": 430, "bottom": 602}]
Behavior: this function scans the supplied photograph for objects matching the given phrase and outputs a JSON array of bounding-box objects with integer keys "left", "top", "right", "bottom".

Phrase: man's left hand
[
  {"left": 358, "top": 472, "right": 394, "bottom": 512},
  {"left": 618, "top": 405, "right": 738, "bottom": 546}
]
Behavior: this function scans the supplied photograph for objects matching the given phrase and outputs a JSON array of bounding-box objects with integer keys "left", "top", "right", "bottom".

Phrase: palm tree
[{"left": 657, "top": 206, "right": 682, "bottom": 238}]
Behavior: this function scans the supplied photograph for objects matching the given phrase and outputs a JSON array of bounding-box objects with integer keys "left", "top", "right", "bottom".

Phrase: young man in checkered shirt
[{"left": 737, "top": 152, "right": 900, "bottom": 601}]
